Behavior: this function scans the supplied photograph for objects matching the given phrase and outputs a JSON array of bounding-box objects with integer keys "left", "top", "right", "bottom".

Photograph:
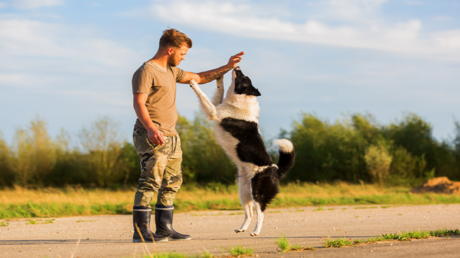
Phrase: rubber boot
[
  {"left": 132, "top": 206, "right": 168, "bottom": 243},
  {"left": 155, "top": 205, "right": 191, "bottom": 241}
]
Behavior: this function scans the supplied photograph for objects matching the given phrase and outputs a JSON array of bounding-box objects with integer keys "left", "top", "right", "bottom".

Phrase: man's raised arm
[{"left": 178, "top": 51, "right": 244, "bottom": 84}]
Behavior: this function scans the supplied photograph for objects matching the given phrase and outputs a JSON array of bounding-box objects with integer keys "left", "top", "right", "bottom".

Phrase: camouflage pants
[{"left": 133, "top": 129, "right": 183, "bottom": 207}]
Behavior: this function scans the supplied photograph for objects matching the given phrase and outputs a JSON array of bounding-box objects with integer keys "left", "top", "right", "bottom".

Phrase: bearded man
[{"left": 132, "top": 28, "right": 243, "bottom": 243}]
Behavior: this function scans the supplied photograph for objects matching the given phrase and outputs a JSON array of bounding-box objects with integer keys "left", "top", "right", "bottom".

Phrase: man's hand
[
  {"left": 147, "top": 128, "right": 165, "bottom": 146},
  {"left": 227, "top": 51, "right": 244, "bottom": 69}
]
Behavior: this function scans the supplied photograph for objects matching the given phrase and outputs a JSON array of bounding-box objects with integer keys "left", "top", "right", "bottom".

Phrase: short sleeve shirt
[{"left": 132, "top": 61, "right": 185, "bottom": 136}]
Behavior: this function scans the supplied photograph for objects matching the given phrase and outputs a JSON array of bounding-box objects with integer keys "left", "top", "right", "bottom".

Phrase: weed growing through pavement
[
  {"left": 0, "top": 221, "right": 9, "bottom": 227},
  {"left": 324, "top": 238, "right": 355, "bottom": 248},
  {"left": 276, "top": 234, "right": 315, "bottom": 253},
  {"left": 324, "top": 229, "right": 460, "bottom": 248},
  {"left": 313, "top": 206, "right": 325, "bottom": 211},
  {"left": 220, "top": 245, "right": 254, "bottom": 257},
  {"left": 275, "top": 234, "right": 290, "bottom": 252},
  {"left": 137, "top": 251, "right": 216, "bottom": 258},
  {"left": 76, "top": 220, "right": 96, "bottom": 222},
  {"left": 354, "top": 206, "right": 377, "bottom": 209},
  {"left": 140, "top": 252, "right": 188, "bottom": 258},
  {"left": 226, "top": 245, "right": 253, "bottom": 256}
]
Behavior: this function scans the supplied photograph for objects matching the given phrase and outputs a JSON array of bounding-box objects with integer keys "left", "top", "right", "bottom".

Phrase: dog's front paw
[
  {"left": 189, "top": 79, "right": 198, "bottom": 89},
  {"left": 234, "top": 229, "right": 245, "bottom": 233},
  {"left": 250, "top": 232, "right": 258, "bottom": 237}
]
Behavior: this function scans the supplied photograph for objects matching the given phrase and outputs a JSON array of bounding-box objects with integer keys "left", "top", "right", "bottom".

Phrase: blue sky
[{"left": 1, "top": 0, "right": 460, "bottom": 144}]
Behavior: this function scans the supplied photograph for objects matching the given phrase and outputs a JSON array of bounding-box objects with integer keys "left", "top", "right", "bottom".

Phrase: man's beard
[{"left": 167, "top": 55, "right": 178, "bottom": 67}]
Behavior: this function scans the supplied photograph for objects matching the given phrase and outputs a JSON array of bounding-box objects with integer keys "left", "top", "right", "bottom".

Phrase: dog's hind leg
[
  {"left": 212, "top": 76, "right": 224, "bottom": 106},
  {"left": 235, "top": 175, "right": 254, "bottom": 233},
  {"left": 250, "top": 201, "right": 264, "bottom": 236},
  {"left": 190, "top": 80, "right": 218, "bottom": 121}
]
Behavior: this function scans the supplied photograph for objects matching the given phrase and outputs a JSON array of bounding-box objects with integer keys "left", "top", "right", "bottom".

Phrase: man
[{"left": 131, "top": 28, "right": 243, "bottom": 243}]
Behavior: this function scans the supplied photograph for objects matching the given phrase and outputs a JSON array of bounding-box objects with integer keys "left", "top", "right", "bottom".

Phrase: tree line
[{"left": 0, "top": 113, "right": 459, "bottom": 188}]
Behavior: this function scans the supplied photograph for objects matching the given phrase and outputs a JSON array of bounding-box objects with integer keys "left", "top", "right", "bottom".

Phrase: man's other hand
[
  {"left": 148, "top": 128, "right": 165, "bottom": 146},
  {"left": 227, "top": 51, "right": 244, "bottom": 69}
]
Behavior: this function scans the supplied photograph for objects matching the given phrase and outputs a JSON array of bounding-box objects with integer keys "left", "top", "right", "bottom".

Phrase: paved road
[{"left": 1, "top": 204, "right": 459, "bottom": 258}]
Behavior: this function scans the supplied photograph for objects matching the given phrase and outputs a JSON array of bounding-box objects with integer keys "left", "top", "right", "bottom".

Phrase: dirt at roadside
[{"left": 411, "top": 177, "right": 460, "bottom": 194}]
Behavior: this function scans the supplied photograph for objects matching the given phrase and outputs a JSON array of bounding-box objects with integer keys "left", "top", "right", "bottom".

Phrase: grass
[
  {"left": 2, "top": 182, "right": 460, "bottom": 219},
  {"left": 0, "top": 221, "right": 9, "bottom": 227},
  {"left": 324, "top": 229, "right": 460, "bottom": 248},
  {"left": 140, "top": 253, "right": 188, "bottom": 258},
  {"left": 136, "top": 247, "right": 253, "bottom": 258},
  {"left": 226, "top": 245, "right": 253, "bottom": 256},
  {"left": 275, "top": 234, "right": 315, "bottom": 253}
]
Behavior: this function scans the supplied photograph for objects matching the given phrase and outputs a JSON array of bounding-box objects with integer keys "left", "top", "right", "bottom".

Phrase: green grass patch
[
  {"left": 269, "top": 211, "right": 282, "bottom": 213},
  {"left": 313, "top": 206, "right": 325, "bottom": 211},
  {"left": 27, "top": 219, "right": 37, "bottom": 225},
  {"left": 226, "top": 245, "right": 253, "bottom": 256},
  {"left": 0, "top": 201, "right": 133, "bottom": 219},
  {"left": 0, "top": 221, "right": 9, "bottom": 227},
  {"left": 140, "top": 252, "right": 188, "bottom": 258},
  {"left": 76, "top": 220, "right": 96, "bottom": 223},
  {"left": 324, "top": 229, "right": 460, "bottom": 248},
  {"left": 324, "top": 238, "right": 354, "bottom": 248},
  {"left": 4, "top": 186, "right": 460, "bottom": 219},
  {"left": 276, "top": 234, "right": 315, "bottom": 253},
  {"left": 275, "top": 234, "right": 290, "bottom": 252}
]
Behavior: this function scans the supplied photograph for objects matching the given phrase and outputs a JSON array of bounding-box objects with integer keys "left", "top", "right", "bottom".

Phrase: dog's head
[{"left": 232, "top": 67, "right": 261, "bottom": 97}]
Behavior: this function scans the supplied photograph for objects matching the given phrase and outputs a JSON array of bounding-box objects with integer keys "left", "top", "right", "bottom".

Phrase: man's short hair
[{"left": 159, "top": 29, "right": 192, "bottom": 49}]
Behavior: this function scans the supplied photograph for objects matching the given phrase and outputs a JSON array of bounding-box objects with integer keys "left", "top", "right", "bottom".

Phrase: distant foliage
[
  {"left": 0, "top": 112, "right": 459, "bottom": 188},
  {"left": 177, "top": 114, "right": 236, "bottom": 184},
  {"left": 364, "top": 144, "right": 392, "bottom": 186},
  {"left": 285, "top": 112, "right": 460, "bottom": 185}
]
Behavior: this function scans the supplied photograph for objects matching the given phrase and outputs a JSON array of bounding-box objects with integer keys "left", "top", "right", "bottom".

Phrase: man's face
[{"left": 167, "top": 45, "right": 189, "bottom": 67}]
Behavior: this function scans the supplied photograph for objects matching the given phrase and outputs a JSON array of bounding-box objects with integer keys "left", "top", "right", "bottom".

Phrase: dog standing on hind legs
[{"left": 189, "top": 66, "right": 295, "bottom": 236}]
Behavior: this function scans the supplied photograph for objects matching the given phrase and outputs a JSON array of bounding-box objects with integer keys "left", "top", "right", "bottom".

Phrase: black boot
[
  {"left": 155, "top": 205, "right": 191, "bottom": 241},
  {"left": 133, "top": 206, "right": 168, "bottom": 243}
]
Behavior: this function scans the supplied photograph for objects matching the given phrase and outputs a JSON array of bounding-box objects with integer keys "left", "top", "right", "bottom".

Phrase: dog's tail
[{"left": 274, "top": 139, "right": 295, "bottom": 179}]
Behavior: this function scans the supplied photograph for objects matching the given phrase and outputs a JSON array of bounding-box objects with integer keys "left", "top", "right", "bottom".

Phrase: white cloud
[
  {"left": 150, "top": 0, "right": 460, "bottom": 61},
  {"left": 0, "top": 2, "right": 7, "bottom": 8},
  {"left": 13, "top": 0, "right": 64, "bottom": 9},
  {"left": 0, "top": 18, "right": 137, "bottom": 88}
]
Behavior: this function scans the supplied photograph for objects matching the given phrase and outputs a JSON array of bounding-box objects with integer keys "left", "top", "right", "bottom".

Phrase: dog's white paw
[
  {"left": 189, "top": 79, "right": 198, "bottom": 89},
  {"left": 234, "top": 229, "right": 245, "bottom": 233},
  {"left": 250, "top": 232, "right": 258, "bottom": 237}
]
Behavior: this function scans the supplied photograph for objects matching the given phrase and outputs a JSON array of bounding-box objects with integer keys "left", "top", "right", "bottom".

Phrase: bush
[{"left": 364, "top": 144, "right": 392, "bottom": 186}]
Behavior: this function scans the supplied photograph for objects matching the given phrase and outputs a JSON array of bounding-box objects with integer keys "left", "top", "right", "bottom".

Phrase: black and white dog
[{"left": 189, "top": 67, "right": 295, "bottom": 236}]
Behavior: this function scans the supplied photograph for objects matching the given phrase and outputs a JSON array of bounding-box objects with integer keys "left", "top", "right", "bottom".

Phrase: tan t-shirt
[{"left": 132, "top": 61, "right": 185, "bottom": 136}]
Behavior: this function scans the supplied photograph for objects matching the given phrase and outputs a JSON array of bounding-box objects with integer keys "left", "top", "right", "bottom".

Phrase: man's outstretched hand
[{"left": 227, "top": 51, "right": 244, "bottom": 69}]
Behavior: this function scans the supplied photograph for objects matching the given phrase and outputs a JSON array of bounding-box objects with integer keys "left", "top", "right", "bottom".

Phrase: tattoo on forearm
[{"left": 205, "top": 70, "right": 227, "bottom": 81}]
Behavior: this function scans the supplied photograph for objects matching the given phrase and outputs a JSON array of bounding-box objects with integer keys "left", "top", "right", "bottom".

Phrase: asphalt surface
[{"left": 1, "top": 204, "right": 459, "bottom": 258}]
